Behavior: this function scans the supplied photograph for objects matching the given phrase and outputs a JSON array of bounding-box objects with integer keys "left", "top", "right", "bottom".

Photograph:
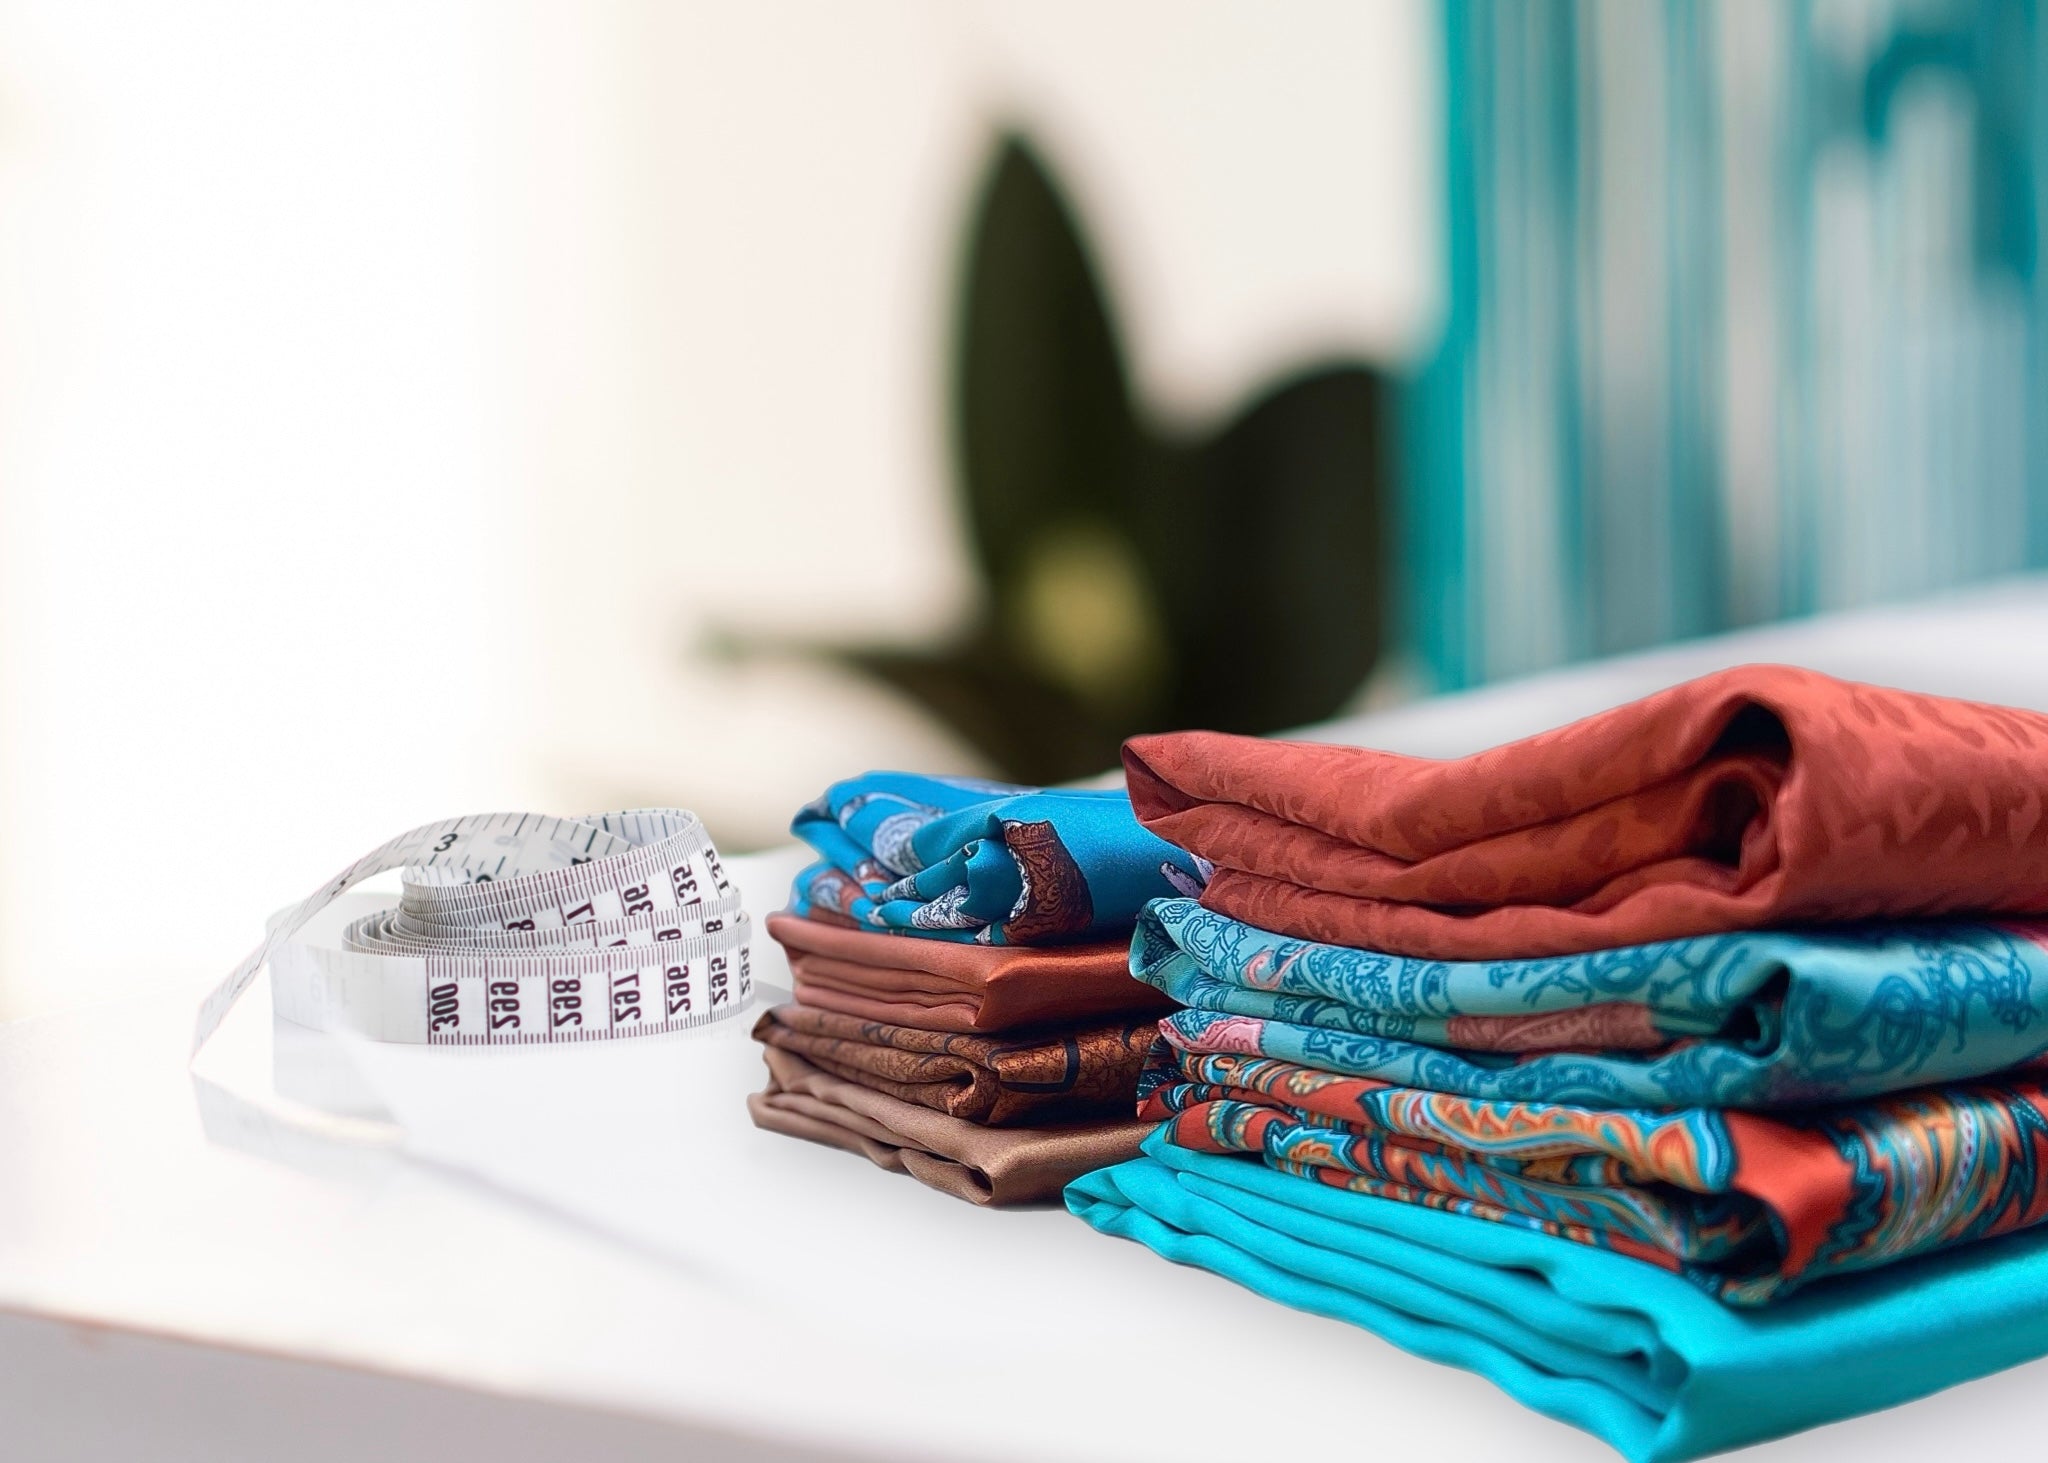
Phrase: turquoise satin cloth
[
  {"left": 1068, "top": 1132, "right": 2048, "bottom": 1462},
  {"left": 1137, "top": 899, "right": 2048, "bottom": 1106},
  {"left": 789, "top": 773, "right": 1206, "bottom": 945}
]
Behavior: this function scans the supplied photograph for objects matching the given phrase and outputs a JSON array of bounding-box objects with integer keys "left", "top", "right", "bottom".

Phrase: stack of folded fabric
[
  {"left": 1069, "top": 665, "right": 2048, "bottom": 1460},
  {"left": 750, "top": 771, "right": 1202, "bottom": 1205}
]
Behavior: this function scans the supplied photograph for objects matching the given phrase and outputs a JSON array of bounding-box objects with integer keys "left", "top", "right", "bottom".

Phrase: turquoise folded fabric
[
  {"left": 1138, "top": 899, "right": 2048, "bottom": 1106},
  {"left": 1069, "top": 1133, "right": 2048, "bottom": 1463},
  {"left": 791, "top": 773, "right": 1205, "bottom": 945}
]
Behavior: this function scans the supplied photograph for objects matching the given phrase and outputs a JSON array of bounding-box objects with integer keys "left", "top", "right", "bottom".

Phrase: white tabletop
[{"left": 9, "top": 576, "right": 2048, "bottom": 1463}]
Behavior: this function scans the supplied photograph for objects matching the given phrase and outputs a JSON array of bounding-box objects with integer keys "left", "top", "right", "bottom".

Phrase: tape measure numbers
[{"left": 196, "top": 809, "right": 753, "bottom": 1052}]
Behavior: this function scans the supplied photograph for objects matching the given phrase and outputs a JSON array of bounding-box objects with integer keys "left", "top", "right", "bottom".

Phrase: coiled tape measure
[{"left": 194, "top": 809, "right": 752, "bottom": 1052}]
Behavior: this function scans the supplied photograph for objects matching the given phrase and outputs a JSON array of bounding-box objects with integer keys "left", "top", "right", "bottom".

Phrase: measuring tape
[{"left": 194, "top": 809, "right": 752, "bottom": 1052}]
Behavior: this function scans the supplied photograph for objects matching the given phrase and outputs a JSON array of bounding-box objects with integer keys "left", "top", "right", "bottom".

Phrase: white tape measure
[{"left": 195, "top": 809, "right": 752, "bottom": 1052}]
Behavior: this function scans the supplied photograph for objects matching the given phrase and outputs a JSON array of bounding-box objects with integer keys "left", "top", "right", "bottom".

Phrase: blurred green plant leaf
[{"left": 840, "top": 133, "right": 1390, "bottom": 784}]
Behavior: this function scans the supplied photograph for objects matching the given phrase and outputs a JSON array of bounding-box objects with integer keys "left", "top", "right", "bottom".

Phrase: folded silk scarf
[
  {"left": 1136, "top": 898, "right": 2048, "bottom": 1106},
  {"left": 766, "top": 913, "right": 1172, "bottom": 1033},
  {"left": 751, "top": 1003, "right": 1157, "bottom": 1126},
  {"left": 1139, "top": 1048, "right": 2048, "bottom": 1305},
  {"left": 1124, "top": 664, "right": 2048, "bottom": 960},
  {"left": 751, "top": 1046, "right": 1155, "bottom": 1205},
  {"left": 1068, "top": 1132, "right": 2048, "bottom": 1463},
  {"left": 792, "top": 771, "right": 1206, "bottom": 944}
]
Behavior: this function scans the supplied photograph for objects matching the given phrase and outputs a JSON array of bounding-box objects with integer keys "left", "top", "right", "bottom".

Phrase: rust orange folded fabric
[
  {"left": 1124, "top": 663, "right": 2048, "bottom": 959},
  {"left": 767, "top": 912, "right": 1172, "bottom": 1033},
  {"left": 749, "top": 1046, "right": 1155, "bottom": 1205},
  {"left": 751, "top": 1002, "right": 1158, "bottom": 1125}
]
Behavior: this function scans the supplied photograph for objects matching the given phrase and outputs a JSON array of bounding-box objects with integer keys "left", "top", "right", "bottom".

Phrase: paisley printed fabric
[
  {"left": 1123, "top": 664, "right": 2048, "bottom": 960},
  {"left": 752, "top": 1003, "right": 1158, "bottom": 1126},
  {"left": 1136, "top": 898, "right": 2048, "bottom": 1106},
  {"left": 1139, "top": 1047, "right": 2048, "bottom": 1305},
  {"left": 790, "top": 771, "right": 1206, "bottom": 945},
  {"left": 1067, "top": 1132, "right": 2048, "bottom": 1463}
]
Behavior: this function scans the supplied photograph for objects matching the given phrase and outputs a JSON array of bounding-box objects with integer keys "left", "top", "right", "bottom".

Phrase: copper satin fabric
[
  {"left": 1124, "top": 664, "right": 2048, "bottom": 960},
  {"left": 768, "top": 912, "right": 1172, "bottom": 1033},
  {"left": 748, "top": 1046, "right": 1156, "bottom": 1205},
  {"left": 751, "top": 1003, "right": 1157, "bottom": 1125}
]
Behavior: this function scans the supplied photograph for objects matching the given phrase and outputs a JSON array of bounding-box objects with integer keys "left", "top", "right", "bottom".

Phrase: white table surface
[{"left": 9, "top": 576, "right": 2048, "bottom": 1463}]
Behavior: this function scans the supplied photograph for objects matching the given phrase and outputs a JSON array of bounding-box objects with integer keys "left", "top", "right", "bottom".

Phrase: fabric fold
[
  {"left": 1123, "top": 664, "right": 2048, "bottom": 959},
  {"left": 791, "top": 771, "right": 1205, "bottom": 944},
  {"left": 1067, "top": 1133, "right": 2048, "bottom": 1463},
  {"left": 1140, "top": 1048, "right": 2048, "bottom": 1305},
  {"left": 751, "top": 1003, "right": 1157, "bottom": 1125},
  {"left": 751, "top": 1045, "right": 1155, "bottom": 1204},
  {"left": 1134, "top": 899, "right": 2048, "bottom": 1106},
  {"left": 768, "top": 912, "right": 1171, "bottom": 1033}
]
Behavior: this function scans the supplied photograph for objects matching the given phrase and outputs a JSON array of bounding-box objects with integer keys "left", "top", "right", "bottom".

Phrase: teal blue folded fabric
[
  {"left": 790, "top": 773, "right": 1206, "bottom": 945},
  {"left": 1139, "top": 898, "right": 2048, "bottom": 1106},
  {"left": 1068, "top": 1132, "right": 2048, "bottom": 1462}
]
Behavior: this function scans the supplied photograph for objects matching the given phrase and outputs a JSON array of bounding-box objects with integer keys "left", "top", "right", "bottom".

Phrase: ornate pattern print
[
  {"left": 1140, "top": 1044, "right": 2048, "bottom": 1306},
  {"left": 787, "top": 772, "right": 1202, "bottom": 945},
  {"left": 1133, "top": 900, "right": 2048, "bottom": 1105},
  {"left": 753, "top": 1004, "right": 1159, "bottom": 1126},
  {"left": 1811, "top": 1083, "right": 2048, "bottom": 1281},
  {"left": 1000, "top": 820, "right": 1095, "bottom": 942}
]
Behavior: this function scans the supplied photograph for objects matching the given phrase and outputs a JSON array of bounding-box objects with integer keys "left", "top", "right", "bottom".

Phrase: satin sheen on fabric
[
  {"left": 1124, "top": 665, "right": 2048, "bottom": 959},
  {"left": 767, "top": 913, "right": 1171, "bottom": 1033},
  {"left": 1067, "top": 1133, "right": 2048, "bottom": 1463},
  {"left": 1132, "top": 899, "right": 2048, "bottom": 1106},
  {"left": 751, "top": 1003, "right": 1156, "bottom": 1126},
  {"left": 791, "top": 771, "right": 1205, "bottom": 945},
  {"left": 1140, "top": 1048, "right": 2048, "bottom": 1305},
  {"left": 751, "top": 1045, "right": 1154, "bottom": 1205}
]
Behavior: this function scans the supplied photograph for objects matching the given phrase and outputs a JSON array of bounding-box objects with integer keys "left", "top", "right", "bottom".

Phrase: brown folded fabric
[
  {"left": 768, "top": 912, "right": 1174, "bottom": 1033},
  {"left": 752, "top": 1003, "right": 1157, "bottom": 1125},
  {"left": 1124, "top": 663, "right": 2048, "bottom": 960},
  {"left": 748, "top": 1045, "right": 1156, "bottom": 1205}
]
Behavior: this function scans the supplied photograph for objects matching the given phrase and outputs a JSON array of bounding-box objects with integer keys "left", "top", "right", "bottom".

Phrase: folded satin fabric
[
  {"left": 1140, "top": 1048, "right": 2048, "bottom": 1305},
  {"left": 767, "top": 913, "right": 1172, "bottom": 1033},
  {"left": 751, "top": 1003, "right": 1157, "bottom": 1125},
  {"left": 751, "top": 1045, "right": 1155, "bottom": 1205},
  {"left": 1068, "top": 1132, "right": 2048, "bottom": 1463},
  {"left": 1135, "top": 898, "right": 2048, "bottom": 1105},
  {"left": 1124, "top": 665, "right": 2048, "bottom": 959},
  {"left": 791, "top": 771, "right": 1206, "bottom": 944}
]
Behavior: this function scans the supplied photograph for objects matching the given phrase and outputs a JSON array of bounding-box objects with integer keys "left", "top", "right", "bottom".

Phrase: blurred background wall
[
  {"left": 5, "top": 0, "right": 2045, "bottom": 1023},
  {"left": 1408, "top": 0, "right": 2048, "bottom": 687},
  {"left": 0, "top": 1, "right": 1439, "bottom": 1017}
]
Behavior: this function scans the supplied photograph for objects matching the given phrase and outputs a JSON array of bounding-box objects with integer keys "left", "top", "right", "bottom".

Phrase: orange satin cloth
[
  {"left": 768, "top": 913, "right": 1173, "bottom": 1033},
  {"left": 749, "top": 1046, "right": 1156, "bottom": 1205},
  {"left": 1124, "top": 664, "right": 2048, "bottom": 960}
]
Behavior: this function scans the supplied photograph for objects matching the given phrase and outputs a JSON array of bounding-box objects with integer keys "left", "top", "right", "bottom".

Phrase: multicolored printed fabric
[
  {"left": 1138, "top": 1046, "right": 2048, "bottom": 1305},
  {"left": 1122, "top": 664, "right": 2048, "bottom": 960},
  {"left": 1067, "top": 1132, "right": 2048, "bottom": 1463},
  {"left": 1136, "top": 898, "right": 2048, "bottom": 1106},
  {"left": 790, "top": 772, "right": 1205, "bottom": 945}
]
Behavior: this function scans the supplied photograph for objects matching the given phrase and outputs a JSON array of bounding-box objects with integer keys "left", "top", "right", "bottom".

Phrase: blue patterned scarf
[
  {"left": 1135, "top": 898, "right": 2048, "bottom": 1106},
  {"left": 789, "top": 773, "right": 1206, "bottom": 945}
]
